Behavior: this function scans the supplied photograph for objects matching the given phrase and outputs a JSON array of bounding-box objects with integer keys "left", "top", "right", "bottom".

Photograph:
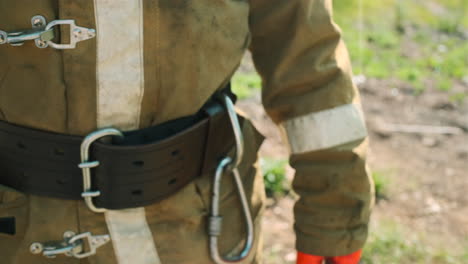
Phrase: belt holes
[
  {"left": 17, "top": 141, "right": 26, "bottom": 149},
  {"left": 132, "top": 189, "right": 143, "bottom": 196},
  {"left": 171, "top": 150, "right": 180, "bottom": 156},
  {"left": 168, "top": 178, "right": 177, "bottom": 185},
  {"left": 133, "top": 160, "right": 144, "bottom": 167},
  {"left": 54, "top": 147, "right": 65, "bottom": 156}
]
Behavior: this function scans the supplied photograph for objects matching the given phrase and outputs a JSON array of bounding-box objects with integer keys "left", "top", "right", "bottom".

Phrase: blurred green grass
[
  {"left": 233, "top": 0, "right": 468, "bottom": 99},
  {"left": 261, "top": 158, "right": 290, "bottom": 198},
  {"left": 362, "top": 221, "right": 468, "bottom": 264},
  {"left": 334, "top": 0, "right": 468, "bottom": 95},
  {"left": 232, "top": 72, "right": 261, "bottom": 99},
  {"left": 372, "top": 170, "right": 390, "bottom": 201}
]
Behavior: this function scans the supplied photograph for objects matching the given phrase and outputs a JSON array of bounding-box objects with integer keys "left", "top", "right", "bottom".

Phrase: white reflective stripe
[
  {"left": 282, "top": 104, "right": 367, "bottom": 154},
  {"left": 93, "top": 1, "right": 160, "bottom": 263},
  {"left": 94, "top": 0, "right": 145, "bottom": 130},
  {"left": 105, "top": 209, "right": 161, "bottom": 264}
]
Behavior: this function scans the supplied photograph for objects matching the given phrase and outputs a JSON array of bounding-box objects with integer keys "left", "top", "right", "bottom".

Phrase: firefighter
[{"left": 0, "top": 0, "right": 372, "bottom": 263}]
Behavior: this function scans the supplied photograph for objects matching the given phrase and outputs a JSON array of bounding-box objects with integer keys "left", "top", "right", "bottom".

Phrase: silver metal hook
[
  {"left": 209, "top": 157, "right": 254, "bottom": 264},
  {"left": 208, "top": 94, "right": 254, "bottom": 264},
  {"left": 223, "top": 94, "right": 244, "bottom": 168}
]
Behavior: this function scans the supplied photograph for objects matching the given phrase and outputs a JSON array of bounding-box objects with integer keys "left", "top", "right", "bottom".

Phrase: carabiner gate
[{"left": 208, "top": 94, "right": 254, "bottom": 264}]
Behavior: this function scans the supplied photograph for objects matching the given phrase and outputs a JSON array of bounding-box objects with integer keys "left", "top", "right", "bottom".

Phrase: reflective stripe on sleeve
[
  {"left": 281, "top": 104, "right": 367, "bottom": 154},
  {"left": 93, "top": 0, "right": 161, "bottom": 263}
]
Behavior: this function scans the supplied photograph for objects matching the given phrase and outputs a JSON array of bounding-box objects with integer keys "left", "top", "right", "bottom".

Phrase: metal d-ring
[
  {"left": 78, "top": 128, "right": 124, "bottom": 213},
  {"left": 208, "top": 94, "right": 254, "bottom": 264}
]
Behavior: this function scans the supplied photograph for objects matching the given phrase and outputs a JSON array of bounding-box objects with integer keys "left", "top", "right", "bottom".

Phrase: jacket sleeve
[{"left": 248, "top": 0, "right": 374, "bottom": 257}]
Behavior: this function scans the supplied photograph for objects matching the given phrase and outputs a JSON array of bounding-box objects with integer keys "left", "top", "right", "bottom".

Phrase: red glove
[
  {"left": 296, "top": 249, "right": 362, "bottom": 264},
  {"left": 296, "top": 252, "right": 324, "bottom": 264}
]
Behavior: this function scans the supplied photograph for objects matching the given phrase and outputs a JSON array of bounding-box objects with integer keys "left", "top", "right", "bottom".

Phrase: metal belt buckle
[
  {"left": 0, "top": 15, "right": 95, "bottom": 49},
  {"left": 208, "top": 94, "right": 255, "bottom": 264},
  {"left": 79, "top": 128, "right": 124, "bottom": 213}
]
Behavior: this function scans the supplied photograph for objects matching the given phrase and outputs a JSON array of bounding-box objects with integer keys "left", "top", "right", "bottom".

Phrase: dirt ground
[{"left": 236, "top": 65, "right": 468, "bottom": 263}]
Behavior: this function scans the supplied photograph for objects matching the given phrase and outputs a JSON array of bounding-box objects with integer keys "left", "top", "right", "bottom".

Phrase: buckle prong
[
  {"left": 78, "top": 160, "right": 100, "bottom": 169},
  {"left": 81, "top": 191, "right": 101, "bottom": 198}
]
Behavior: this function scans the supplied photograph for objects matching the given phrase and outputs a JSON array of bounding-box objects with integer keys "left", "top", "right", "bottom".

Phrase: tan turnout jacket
[{"left": 0, "top": 0, "right": 373, "bottom": 263}]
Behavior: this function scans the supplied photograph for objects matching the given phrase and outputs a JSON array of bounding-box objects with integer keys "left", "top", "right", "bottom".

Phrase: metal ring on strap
[{"left": 208, "top": 94, "right": 254, "bottom": 264}]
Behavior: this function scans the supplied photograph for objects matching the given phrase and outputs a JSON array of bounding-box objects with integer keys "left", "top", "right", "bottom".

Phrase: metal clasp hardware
[
  {"left": 208, "top": 95, "right": 254, "bottom": 264},
  {"left": 45, "top": 19, "right": 96, "bottom": 49},
  {"left": 79, "top": 128, "right": 124, "bottom": 213},
  {"left": 30, "top": 231, "right": 110, "bottom": 259},
  {"left": 0, "top": 15, "right": 95, "bottom": 49}
]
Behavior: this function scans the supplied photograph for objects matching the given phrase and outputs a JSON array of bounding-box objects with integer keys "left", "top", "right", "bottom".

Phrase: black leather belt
[{"left": 0, "top": 89, "right": 239, "bottom": 210}]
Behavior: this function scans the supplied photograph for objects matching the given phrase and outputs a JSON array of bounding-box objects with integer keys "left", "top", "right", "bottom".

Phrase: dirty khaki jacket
[{"left": 0, "top": 0, "right": 373, "bottom": 263}]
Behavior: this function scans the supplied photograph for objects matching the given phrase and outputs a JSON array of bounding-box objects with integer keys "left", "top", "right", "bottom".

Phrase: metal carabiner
[
  {"left": 209, "top": 157, "right": 254, "bottom": 264},
  {"left": 208, "top": 94, "right": 254, "bottom": 264}
]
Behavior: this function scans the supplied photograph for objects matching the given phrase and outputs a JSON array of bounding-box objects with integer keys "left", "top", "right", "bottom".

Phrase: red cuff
[
  {"left": 296, "top": 251, "right": 324, "bottom": 264},
  {"left": 296, "top": 250, "right": 362, "bottom": 264},
  {"left": 328, "top": 249, "right": 362, "bottom": 264}
]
